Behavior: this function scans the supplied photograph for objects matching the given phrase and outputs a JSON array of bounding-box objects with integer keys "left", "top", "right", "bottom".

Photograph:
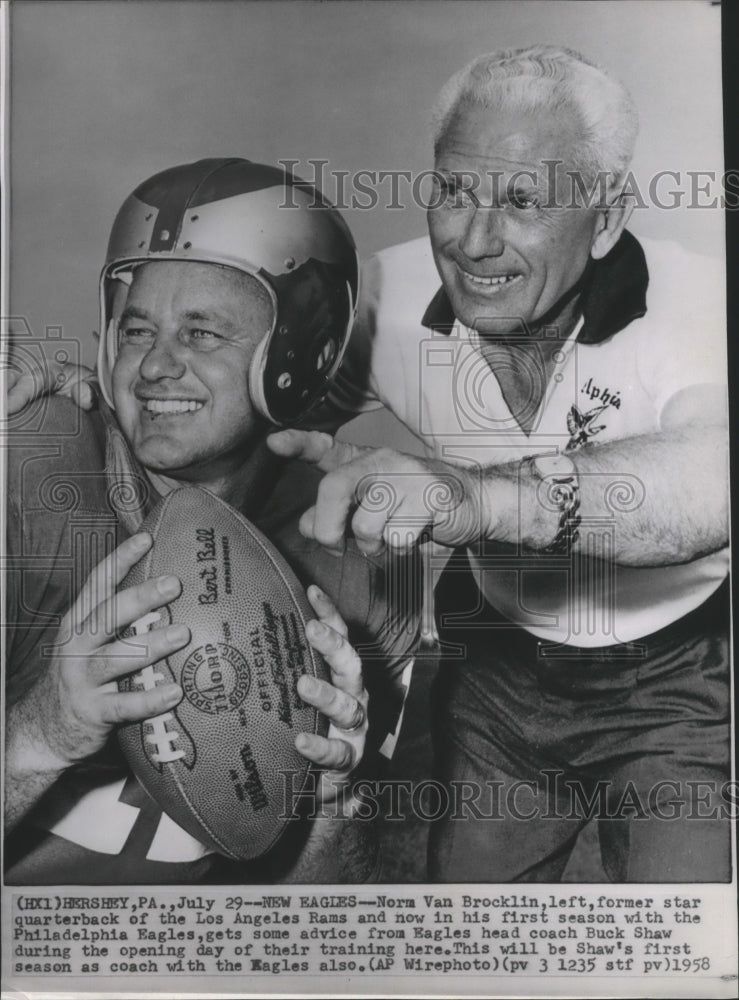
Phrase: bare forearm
[
  {"left": 481, "top": 427, "right": 728, "bottom": 567},
  {"left": 4, "top": 701, "right": 67, "bottom": 833},
  {"left": 4, "top": 771, "right": 61, "bottom": 834},
  {"left": 278, "top": 804, "right": 378, "bottom": 884}
]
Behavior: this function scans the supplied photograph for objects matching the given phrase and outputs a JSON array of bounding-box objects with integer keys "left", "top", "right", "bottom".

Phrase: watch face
[{"left": 533, "top": 453, "right": 578, "bottom": 482}]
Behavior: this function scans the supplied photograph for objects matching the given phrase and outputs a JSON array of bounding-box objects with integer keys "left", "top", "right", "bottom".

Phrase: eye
[
  {"left": 433, "top": 174, "right": 475, "bottom": 209},
  {"left": 185, "top": 328, "right": 222, "bottom": 349},
  {"left": 119, "top": 326, "right": 155, "bottom": 346},
  {"left": 509, "top": 188, "right": 540, "bottom": 211}
]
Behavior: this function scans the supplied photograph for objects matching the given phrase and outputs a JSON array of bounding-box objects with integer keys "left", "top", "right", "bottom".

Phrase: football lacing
[
  {"left": 145, "top": 710, "right": 186, "bottom": 764},
  {"left": 130, "top": 612, "right": 185, "bottom": 765}
]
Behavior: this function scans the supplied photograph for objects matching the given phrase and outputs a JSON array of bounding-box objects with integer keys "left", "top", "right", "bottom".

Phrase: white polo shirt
[{"left": 331, "top": 233, "right": 728, "bottom": 646}]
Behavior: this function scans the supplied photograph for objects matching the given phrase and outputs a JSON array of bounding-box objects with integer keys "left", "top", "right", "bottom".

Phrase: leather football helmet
[{"left": 98, "top": 158, "right": 359, "bottom": 424}]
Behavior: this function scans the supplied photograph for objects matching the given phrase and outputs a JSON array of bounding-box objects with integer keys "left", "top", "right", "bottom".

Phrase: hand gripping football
[{"left": 117, "top": 487, "right": 329, "bottom": 860}]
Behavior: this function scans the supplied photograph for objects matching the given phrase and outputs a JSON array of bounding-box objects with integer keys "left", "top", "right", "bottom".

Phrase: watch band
[{"left": 527, "top": 453, "right": 582, "bottom": 554}]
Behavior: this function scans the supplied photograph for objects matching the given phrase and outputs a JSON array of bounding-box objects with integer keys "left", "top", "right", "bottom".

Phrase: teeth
[
  {"left": 465, "top": 272, "right": 521, "bottom": 287},
  {"left": 144, "top": 399, "right": 203, "bottom": 414}
]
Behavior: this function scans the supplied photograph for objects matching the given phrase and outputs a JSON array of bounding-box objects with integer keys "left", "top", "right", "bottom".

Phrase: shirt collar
[{"left": 421, "top": 230, "right": 649, "bottom": 345}]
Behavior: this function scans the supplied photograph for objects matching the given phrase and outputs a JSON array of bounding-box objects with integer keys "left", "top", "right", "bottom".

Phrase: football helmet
[{"left": 98, "top": 158, "right": 359, "bottom": 424}]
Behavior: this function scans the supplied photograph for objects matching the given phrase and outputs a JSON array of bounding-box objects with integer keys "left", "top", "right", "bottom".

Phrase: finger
[
  {"left": 93, "top": 624, "right": 191, "bottom": 683},
  {"left": 351, "top": 471, "right": 429, "bottom": 555},
  {"left": 4, "top": 357, "right": 69, "bottom": 414},
  {"left": 70, "top": 378, "right": 98, "bottom": 411},
  {"left": 298, "top": 506, "right": 316, "bottom": 540},
  {"left": 48, "top": 360, "right": 96, "bottom": 401},
  {"left": 3, "top": 366, "right": 20, "bottom": 389},
  {"left": 306, "top": 584, "right": 348, "bottom": 637},
  {"left": 297, "top": 506, "right": 317, "bottom": 543},
  {"left": 6, "top": 372, "right": 39, "bottom": 415},
  {"left": 83, "top": 572, "right": 182, "bottom": 645},
  {"left": 384, "top": 518, "right": 425, "bottom": 553},
  {"left": 295, "top": 732, "right": 354, "bottom": 771},
  {"left": 350, "top": 503, "right": 389, "bottom": 556},
  {"left": 298, "top": 672, "right": 365, "bottom": 728},
  {"left": 99, "top": 683, "right": 183, "bottom": 726},
  {"left": 304, "top": 622, "right": 364, "bottom": 700},
  {"left": 297, "top": 505, "right": 345, "bottom": 554},
  {"left": 267, "top": 428, "right": 360, "bottom": 471},
  {"left": 70, "top": 532, "right": 154, "bottom": 631},
  {"left": 311, "top": 465, "right": 364, "bottom": 549}
]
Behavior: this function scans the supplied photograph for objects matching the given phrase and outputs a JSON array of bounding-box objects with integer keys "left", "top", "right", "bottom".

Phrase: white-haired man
[
  {"left": 269, "top": 46, "right": 730, "bottom": 882},
  {"left": 9, "top": 48, "right": 730, "bottom": 883}
]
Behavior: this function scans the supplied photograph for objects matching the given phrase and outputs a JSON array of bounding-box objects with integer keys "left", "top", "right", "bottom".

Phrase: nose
[
  {"left": 138, "top": 333, "right": 187, "bottom": 382},
  {"left": 459, "top": 205, "right": 505, "bottom": 260}
]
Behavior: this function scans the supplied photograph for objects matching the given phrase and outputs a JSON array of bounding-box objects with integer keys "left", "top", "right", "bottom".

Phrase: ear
[{"left": 590, "top": 196, "right": 635, "bottom": 260}]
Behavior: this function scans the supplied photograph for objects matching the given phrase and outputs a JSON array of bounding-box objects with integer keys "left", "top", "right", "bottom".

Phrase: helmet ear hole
[{"left": 313, "top": 337, "right": 337, "bottom": 374}]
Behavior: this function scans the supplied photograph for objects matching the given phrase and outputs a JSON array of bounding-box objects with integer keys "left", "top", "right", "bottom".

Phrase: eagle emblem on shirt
[{"left": 566, "top": 403, "right": 608, "bottom": 451}]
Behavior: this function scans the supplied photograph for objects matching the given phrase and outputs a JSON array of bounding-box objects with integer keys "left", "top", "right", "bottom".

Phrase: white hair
[{"left": 431, "top": 45, "right": 639, "bottom": 192}]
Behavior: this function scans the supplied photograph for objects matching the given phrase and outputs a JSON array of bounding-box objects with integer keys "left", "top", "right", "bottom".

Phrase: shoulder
[
  {"left": 6, "top": 398, "right": 114, "bottom": 570},
  {"left": 640, "top": 234, "right": 723, "bottom": 275},
  {"left": 7, "top": 397, "right": 111, "bottom": 529},
  {"left": 329, "top": 236, "right": 438, "bottom": 414},
  {"left": 367, "top": 234, "right": 436, "bottom": 270},
  {"left": 615, "top": 236, "right": 726, "bottom": 365},
  {"left": 7, "top": 396, "right": 106, "bottom": 469},
  {"left": 639, "top": 236, "right": 724, "bottom": 328},
  {"left": 355, "top": 235, "right": 440, "bottom": 369},
  {"left": 623, "top": 237, "right": 727, "bottom": 406},
  {"left": 362, "top": 235, "right": 439, "bottom": 310},
  {"left": 7, "top": 398, "right": 108, "bottom": 510}
]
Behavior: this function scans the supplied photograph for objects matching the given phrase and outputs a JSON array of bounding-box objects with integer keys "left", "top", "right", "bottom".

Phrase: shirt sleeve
[
  {"left": 635, "top": 243, "right": 727, "bottom": 420},
  {"left": 5, "top": 399, "right": 113, "bottom": 706}
]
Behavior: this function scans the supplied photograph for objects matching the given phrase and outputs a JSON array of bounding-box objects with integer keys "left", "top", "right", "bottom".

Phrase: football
[{"left": 117, "top": 486, "right": 329, "bottom": 861}]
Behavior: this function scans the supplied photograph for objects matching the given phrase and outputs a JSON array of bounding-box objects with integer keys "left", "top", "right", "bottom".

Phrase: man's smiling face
[
  {"left": 428, "top": 100, "right": 604, "bottom": 338},
  {"left": 112, "top": 261, "right": 273, "bottom": 484}
]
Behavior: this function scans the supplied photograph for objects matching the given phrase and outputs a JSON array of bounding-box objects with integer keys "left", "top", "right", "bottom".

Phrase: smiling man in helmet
[{"left": 5, "top": 159, "right": 419, "bottom": 884}]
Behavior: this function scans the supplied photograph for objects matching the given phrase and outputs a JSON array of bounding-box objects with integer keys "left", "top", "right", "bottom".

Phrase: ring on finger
[
  {"left": 360, "top": 540, "right": 386, "bottom": 558},
  {"left": 339, "top": 699, "right": 366, "bottom": 733}
]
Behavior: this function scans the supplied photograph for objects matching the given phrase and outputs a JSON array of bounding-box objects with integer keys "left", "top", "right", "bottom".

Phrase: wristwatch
[{"left": 527, "top": 452, "right": 582, "bottom": 554}]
